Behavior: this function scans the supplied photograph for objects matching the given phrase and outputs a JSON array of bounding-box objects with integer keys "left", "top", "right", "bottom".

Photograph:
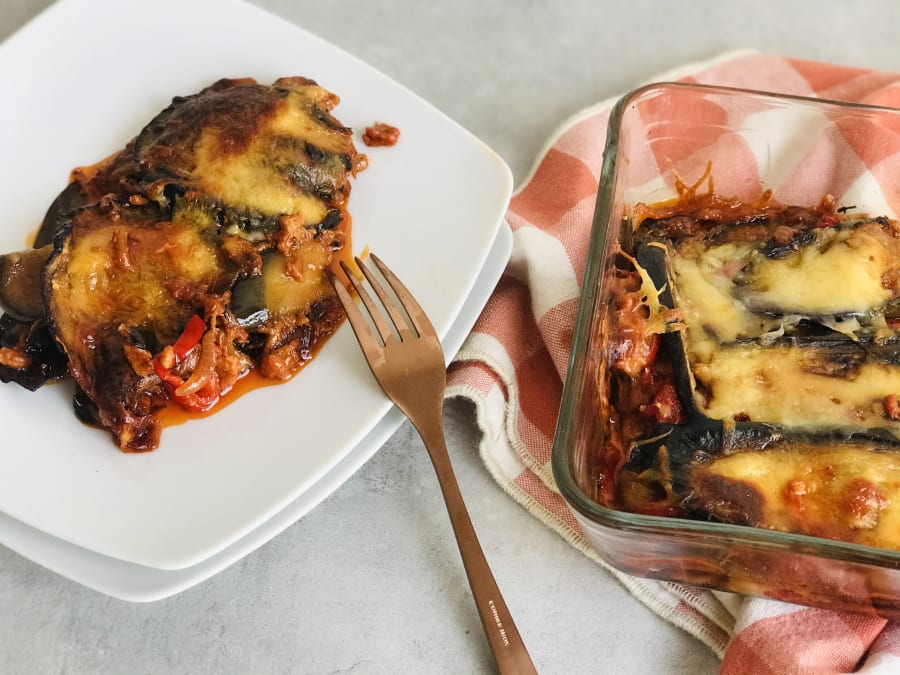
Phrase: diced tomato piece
[
  {"left": 641, "top": 382, "right": 683, "bottom": 424},
  {"left": 885, "top": 394, "right": 900, "bottom": 420}
]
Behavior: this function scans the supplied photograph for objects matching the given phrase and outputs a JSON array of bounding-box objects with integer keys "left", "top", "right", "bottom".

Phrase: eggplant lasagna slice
[
  {"left": 0, "top": 77, "right": 367, "bottom": 451},
  {"left": 601, "top": 174, "right": 900, "bottom": 550}
]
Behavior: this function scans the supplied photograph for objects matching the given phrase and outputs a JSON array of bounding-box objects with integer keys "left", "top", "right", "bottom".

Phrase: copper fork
[{"left": 328, "top": 254, "right": 538, "bottom": 675}]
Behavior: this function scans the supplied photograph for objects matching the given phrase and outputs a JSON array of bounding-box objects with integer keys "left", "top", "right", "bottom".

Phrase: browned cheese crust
[
  {"left": 602, "top": 174, "right": 900, "bottom": 550},
  {"left": 4, "top": 77, "right": 366, "bottom": 451}
]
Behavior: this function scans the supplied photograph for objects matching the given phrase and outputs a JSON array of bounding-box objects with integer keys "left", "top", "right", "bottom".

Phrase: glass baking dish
[{"left": 551, "top": 81, "right": 900, "bottom": 617}]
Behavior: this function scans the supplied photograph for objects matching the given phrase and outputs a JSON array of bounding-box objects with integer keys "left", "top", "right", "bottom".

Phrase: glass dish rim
[{"left": 550, "top": 80, "right": 900, "bottom": 569}]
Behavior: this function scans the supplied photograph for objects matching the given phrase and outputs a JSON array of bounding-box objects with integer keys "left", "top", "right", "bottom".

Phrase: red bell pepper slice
[
  {"left": 152, "top": 315, "right": 222, "bottom": 412},
  {"left": 171, "top": 315, "right": 206, "bottom": 361}
]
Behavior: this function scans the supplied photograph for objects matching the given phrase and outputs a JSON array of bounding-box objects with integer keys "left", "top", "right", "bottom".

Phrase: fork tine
[
  {"left": 369, "top": 253, "right": 436, "bottom": 339},
  {"left": 356, "top": 256, "right": 414, "bottom": 341},
  {"left": 338, "top": 260, "right": 395, "bottom": 345},
  {"left": 327, "top": 268, "right": 385, "bottom": 359}
]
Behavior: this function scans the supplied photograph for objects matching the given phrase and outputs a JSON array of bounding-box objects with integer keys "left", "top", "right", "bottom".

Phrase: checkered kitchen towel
[{"left": 445, "top": 50, "right": 900, "bottom": 674}]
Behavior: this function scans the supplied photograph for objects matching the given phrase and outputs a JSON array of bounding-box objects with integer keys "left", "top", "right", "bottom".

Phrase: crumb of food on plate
[
  {"left": 0, "top": 76, "right": 367, "bottom": 452},
  {"left": 362, "top": 121, "right": 400, "bottom": 147},
  {"left": 599, "top": 167, "right": 900, "bottom": 550}
]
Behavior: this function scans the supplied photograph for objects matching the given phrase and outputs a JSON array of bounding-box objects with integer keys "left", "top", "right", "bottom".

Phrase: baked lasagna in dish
[
  {"left": 0, "top": 77, "right": 366, "bottom": 452},
  {"left": 601, "top": 171, "right": 900, "bottom": 550}
]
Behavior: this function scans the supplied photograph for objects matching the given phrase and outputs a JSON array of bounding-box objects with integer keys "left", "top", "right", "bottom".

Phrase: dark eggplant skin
[
  {"left": 0, "top": 179, "right": 89, "bottom": 390},
  {"left": 35, "top": 181, "right": 89, "bottom": 248},
  {"left": 624, "top": 418, "right": 900, "bottom": 486},
  {"left": 634, "top": 242, "right": 702, "bottom": 419},
  {"left": 621, "top": 415, "right": 900, "bottom": 546},
  {"left": 6, "top": 77, "right": 365, "bottom": 451},
  {"left": 0, "top": 245, "right": 53, "bottom": 321},
  {"left": 229, "top": 269, "right": 270, "bottom": 327},
  {"left": 40, "top": 196, "right": 243, "bottom": 450},
  {"left": 1, "top": 159, "right": 113, "bottom": 318},
  {"left": 0, "top": 314, "right": 67, "bottom": 390},
  {"left": 132, "top": 77, "right": 359, "bottom": 213},
  {"left": 619, "top": 235, "right": 900, "bottom": 526},
  {"left": 608, "top": 191, "right": 900, "bottom": 548},
  {"left": 634, "top": 239, "right": 900, "bottom": 406}
]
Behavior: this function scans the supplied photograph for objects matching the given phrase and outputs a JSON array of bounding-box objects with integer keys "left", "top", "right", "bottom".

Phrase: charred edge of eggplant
[
  {"left": 35, "top": 182, "right": 90, "bottom": 249},
  {"left": 285, "top": 147, "right": 351, "bottom": 205},
  {"left": 0, "top": 180, "right": 86, "bottom": 390},
  {"left": 72, "top": 387, "right": 101, "bottom": 426},
  {"left": 0, "top": 245, "right": 54, "bottom": 322},
  {"left": 625, "top": 418, "right": 900, "bottom": 502},
  {"left": 213, "top": 205, "right": 281, "bottom": 238},
  {"left": 0, "top": 315, "right": 68, "bottom": 390},
  {"left": 624, "top": 240, "right": 900, "bottom": 501},
  {"left": 161, "top": 183, "right": 187, "bottom": 210},
  {"left": 634, "top": 208, "right": 863, "bottom": 253},
  {"left": 759, "top": 228, "right": 818, "bottom": 259},
  {"left": 634, "top": 242, "right": 703, "bottom": 420},
  {"left": 767, "top": 217, "right": 880, "bottom": 257},
  {"left": 314, "top": 209, "right": 344, "bottom": 238},
  {"left": 732, "top": 325, "right": 900, "bottom": 373},
  {"left": 310, "top": 103, "right": 349, "bottom": 133}
]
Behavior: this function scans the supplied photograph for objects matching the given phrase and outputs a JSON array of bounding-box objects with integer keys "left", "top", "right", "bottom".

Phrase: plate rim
[{"left": 0, "top": 0, "right": 513, "bottom": 569}]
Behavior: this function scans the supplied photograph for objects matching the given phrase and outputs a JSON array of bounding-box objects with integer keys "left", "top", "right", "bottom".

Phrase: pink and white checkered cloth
[{"left": 445, "top": 50, "right": 900, "bottom": 674}]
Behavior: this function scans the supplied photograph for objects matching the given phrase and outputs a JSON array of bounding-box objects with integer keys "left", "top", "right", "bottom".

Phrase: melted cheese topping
[
  {"left": 614, "top": 194, "right": 900, "bottom": 548},
  {"left": 262, "top": 244, "right": 334, "bottom": 317},
  {"left": 268, "top": 98, "right": 351, "bottom": 154},
  {"left": 669, "top": 221, "right": 900, "bottom": 434},
  {"left": 54, "top": 219, "right": 222, "bottom": 337},
  {"left": 695, "top": 344, "right": 900, "bottom": 433},
  {"left": 192, "top": 130, "right": 328, "bottom": 223},
  {"left": 189, "top": 91, "right": 354, "bottom": 223},
  {"left": 671, "top": 243, "right": 781, "bottom": 361},
  {"left": 698, "top": 445, "right": 900, "bottom": 548},
  {"left": 736, "top": 224, "right": 894, "bottom": 315}
]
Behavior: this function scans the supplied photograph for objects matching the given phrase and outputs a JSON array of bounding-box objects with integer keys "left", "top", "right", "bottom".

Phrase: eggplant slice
[
  {"left": 0, "top": 77, "right": 365, "bottom": 451},
  {"left": 621, "top": 419, "right": 900, "bottom": 549},
  {"left": 616, "top": 209, "right": 900, "bottom": 548}
]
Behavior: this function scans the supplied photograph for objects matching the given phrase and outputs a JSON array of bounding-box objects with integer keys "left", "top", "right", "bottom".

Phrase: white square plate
[
  {"left": 0, "top": 0, "right": 513, "bottom": 570},
  {"left": 0, "top": 222, "right": 512, "bottom": 600}
]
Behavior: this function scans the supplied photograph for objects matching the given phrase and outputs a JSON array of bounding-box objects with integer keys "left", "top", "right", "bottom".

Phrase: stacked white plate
[{"left": 0, "top": 0, "right": 513, "bottom": 601}]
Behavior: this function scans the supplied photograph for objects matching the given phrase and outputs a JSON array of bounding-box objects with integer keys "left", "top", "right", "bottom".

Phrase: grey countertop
[{"left": 1, "top": 1, "right": 899, "bottom": 673}]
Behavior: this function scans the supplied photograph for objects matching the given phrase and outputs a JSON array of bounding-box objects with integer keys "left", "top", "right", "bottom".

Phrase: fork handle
[{"left": 414, "top": 416, "right": 539, "bottom": 675}]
